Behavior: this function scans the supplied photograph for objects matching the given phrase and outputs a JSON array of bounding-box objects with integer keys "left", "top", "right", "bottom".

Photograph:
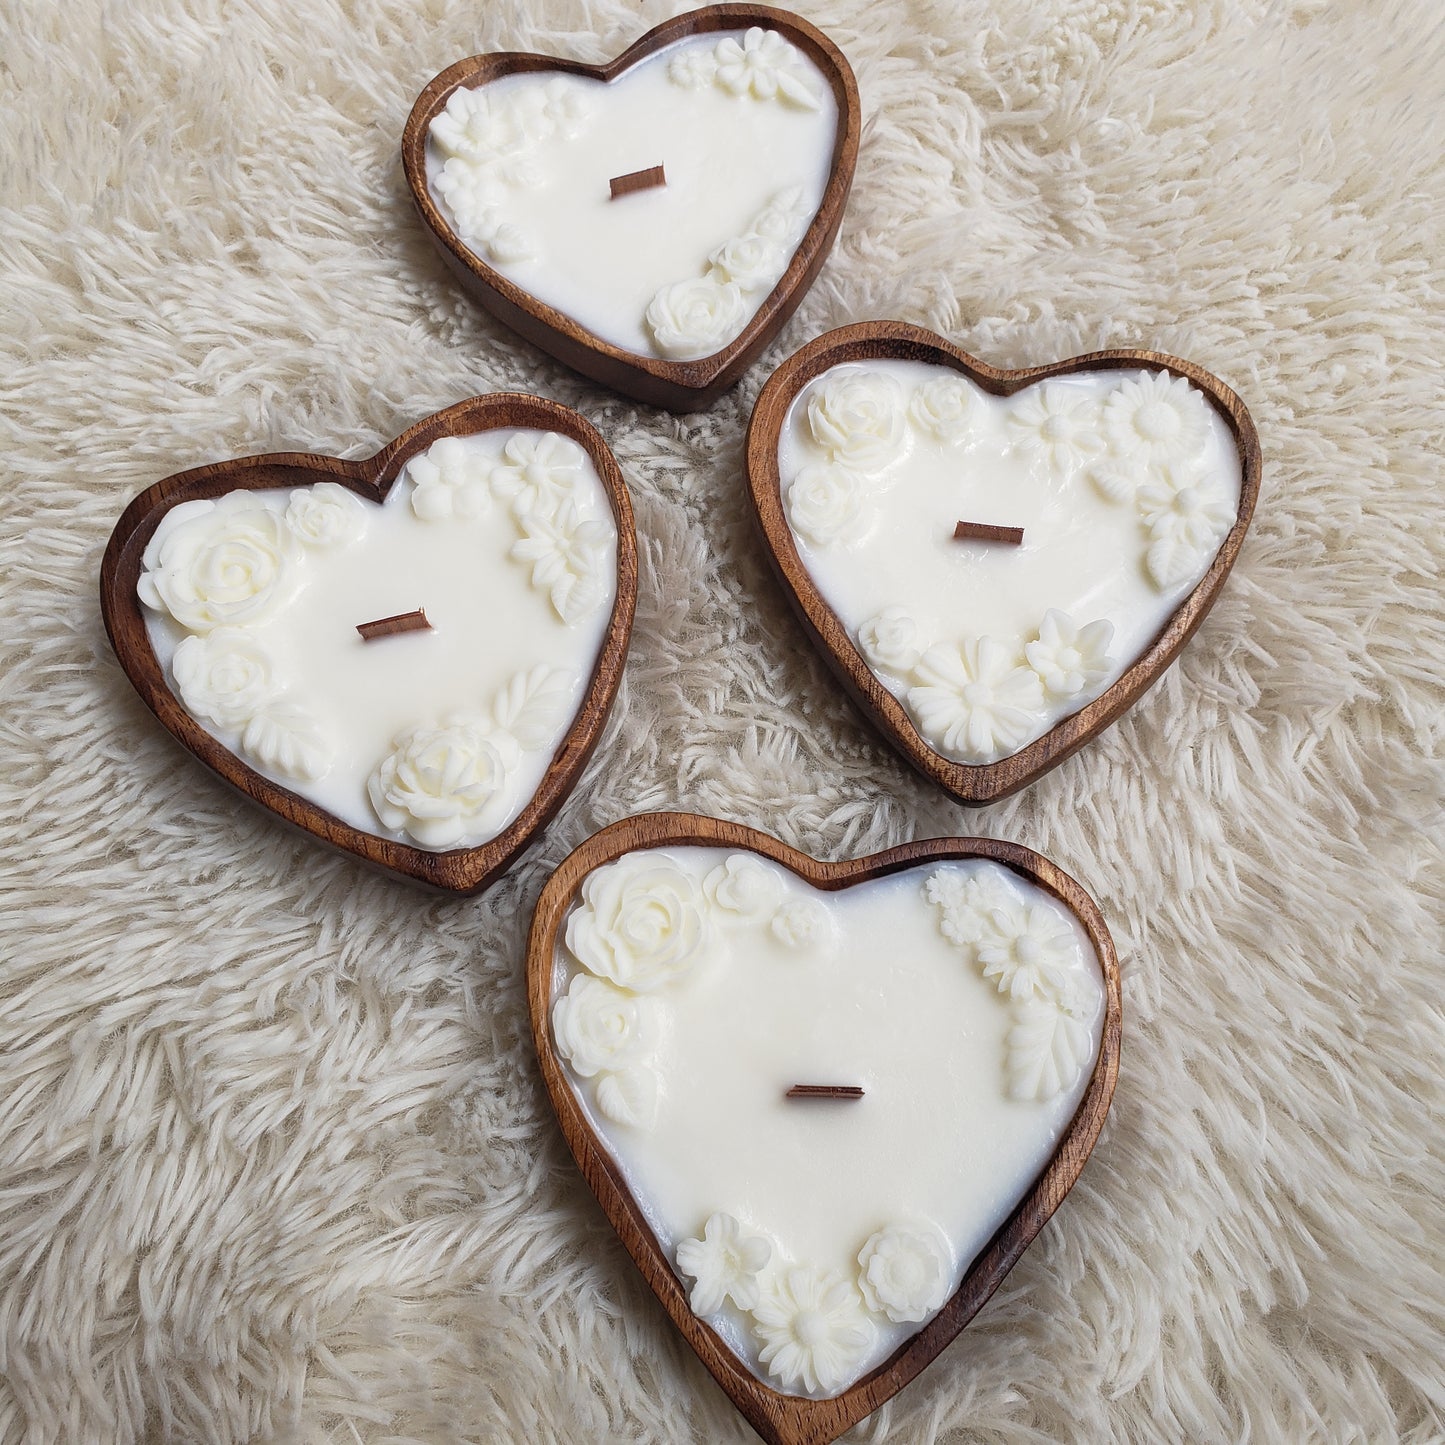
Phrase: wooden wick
[
  {"left": 356, "top": 608, "right": 432, "bottom": 641},
  {"left": 953, "top": 520, "right": 1025, "bottom": 546},
  {"left": 785, "top": 1085, "right": 864, "bottom": 1101},
  {"left": 609, "top": 164, "right": 667, "bottom": 200}
]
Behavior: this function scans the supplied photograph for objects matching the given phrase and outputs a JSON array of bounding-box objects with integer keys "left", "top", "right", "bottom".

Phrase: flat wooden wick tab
[
  {"left": 356, "top": 608, "right": 432, "bottom": 641},
  {"left": 609, "top": 164, "right": 666, "bottom": 200},
  {"left": 954, "top": 520, "right": 1025, "bottom": 546},
  {"left": 786, "top": 1084, "right": 864, "bottom": 1101}
]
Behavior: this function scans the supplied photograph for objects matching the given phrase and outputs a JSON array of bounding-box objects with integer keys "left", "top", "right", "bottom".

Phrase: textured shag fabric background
[{"left": 2, "top": 0, "right": 1443, "bottom": 1441}]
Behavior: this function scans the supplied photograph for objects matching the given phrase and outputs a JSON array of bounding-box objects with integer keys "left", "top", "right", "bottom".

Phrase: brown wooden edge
[
  {"left": 98, "top": 395, "right": 638, "bottom": 896},
  {"left": 401, "top": 5, "right": 861, "bottom": 413},
  {"left": 744, "top": 321, "right": 1263, "bottom": 804},
  {"left": 526, "top": 813, "right": 1123, "bottom": 1445}
]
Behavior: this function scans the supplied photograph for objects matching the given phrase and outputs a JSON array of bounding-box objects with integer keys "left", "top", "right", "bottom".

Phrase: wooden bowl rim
[
  {"left": 400, "top": 4, "right": 862, "bottom": 411},
  {"left": 99, "top": 393, "right": 638, "bottom": 895},
  {"left": 526, "top": 812, "right": 1122, "bottom": 1445},
  {"left": 743, "top": 320, "right": 1263, "bottom": 804}
]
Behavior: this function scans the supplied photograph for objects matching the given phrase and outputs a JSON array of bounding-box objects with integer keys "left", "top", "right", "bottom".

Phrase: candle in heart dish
[
  {"left": 136, "top": 429, "right": 617, "bottom": 850},
  {"left": 423, "top": 25, "right": 838, "bottom": 361},
  {"left": 776, "top": 360, "right": 1243, "bottom": 764},
  {"left": 548, "top": 846, "right": 1106, "bottom": 1398}
]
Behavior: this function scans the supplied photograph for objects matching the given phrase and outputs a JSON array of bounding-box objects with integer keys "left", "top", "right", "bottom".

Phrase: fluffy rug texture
[{"left": 2, "top": 0, "right": 1443, "bottom": 1441}]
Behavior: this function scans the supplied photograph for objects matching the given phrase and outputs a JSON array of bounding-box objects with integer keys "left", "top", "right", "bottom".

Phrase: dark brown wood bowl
[
  {"left": 745, "top": 321, "right": 1262, "bottom": 804},
  {"left": 402, "top": 6, "right": 861, "bottom": 412},
  {"left": 527, "top": 812, "right": 1122, "bottom": 1445},
  {"left": 100, "top": 394, "right": 637, "bottom": 895}
]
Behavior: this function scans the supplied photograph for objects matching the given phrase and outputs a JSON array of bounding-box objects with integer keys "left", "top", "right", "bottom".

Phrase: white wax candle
[
  {"left": 426, "top": 27, "right": 839, "bottom": 360},
  {"left": 138, "top": 429, "right": 617, "bottom": 851},
  {"left": 549, "top": 847, "right": 1106, "bottom": 1398},
  {"left": 777, "top": 360, "right": 1243, "bottom": 763}
]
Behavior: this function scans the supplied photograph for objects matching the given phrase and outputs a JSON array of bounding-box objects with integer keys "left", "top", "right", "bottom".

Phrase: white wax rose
[
  {"left": 784, "top": 464, "right": 866, "bottom": 548},
  {"left": 770, "top": 896, "right": 829, "bottom": 949},
  {"left": 857, "top": 1222, "right": 953, "bottom": 1323},
  {"left": 705, "top": 853, "right": 782, "bottom": 919},
  {"left": 566, "top": 853, "right": 713, "bottom": 992},
  {"left": 805, "top": 372, "right": 907, "bottom": 470},
  {"left": 708, "top": 233, "right": 784, "bottom": 293},
  {"left": 367, "top": 718, "right": 520, "bottom": 849},
  {"left": 908, "top": 375, "right": 981, "bottom": 444},
  {"left": 170, "top": 628, "right": 280, "bottom": 730},
  {"left": 644, "top": 277, "right": 750, "bottom": 360},
  {"left": 856, "top": 608, "right": 923, "bottom": 673},
  {"left": 137, "top": 493, "right": 301, "bottom": 633},
  {"left": 284, "top": 482, "right": 366, "bottom": 549},
  {"left": 552, "top": 973, "right": 654, "bottom": 1078}
]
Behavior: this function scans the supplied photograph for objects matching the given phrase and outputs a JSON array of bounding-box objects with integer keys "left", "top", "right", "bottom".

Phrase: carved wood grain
[
  {"left": 745, "top": 321, "right": 1263, "bottom": 804},
  {"left": 99, "top": 394, "right": 637, "bottom": 895},
  {"left": 401, "top": 5, "right": 861, "bottom": 412},
  {"left": 526, "top": 813, "right": 1122, "bottom": 1445}
]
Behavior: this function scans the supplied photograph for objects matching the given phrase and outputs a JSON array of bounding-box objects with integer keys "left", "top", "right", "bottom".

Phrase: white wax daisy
[
  {"left": 857, "top": 1222, "right": 953, "bottom": 1323},
  {"left": 976, "top": 903, "right": 1079, "bottom": 1004},
  {"left": 1006, "top": 383, "right": 1106, "bottom": 472},
  {"left": 675, "top": 1212, "right": 773, "bottom": 1315},
  {"left": 752, "top": 1265, "right": 874, "bottom": 1395},
  {"left": 1104, "top": 370, "right": 1211, "bottom": 464},
  {"left": 906, "top": 638, "right": 1045, "bottom": 761},
  {"left": 1024, "top": 610, "right": 1115, "bottom": 699}
]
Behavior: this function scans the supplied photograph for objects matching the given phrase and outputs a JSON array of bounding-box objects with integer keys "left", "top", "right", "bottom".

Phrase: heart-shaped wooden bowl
[
  {"left": 746, "top": 321, "right": 1262, "bottom": 804},
  {"left": 401, "top": 6, "right": 860, "bottom": 412},
  {"left": 527, "top": 813, "right": 1121, "bottom": 1445},
  {"left": 100, "top": 395, "right": 637, "bottom": 894}
]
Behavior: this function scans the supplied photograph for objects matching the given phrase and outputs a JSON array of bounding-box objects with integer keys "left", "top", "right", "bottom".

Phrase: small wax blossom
[
  {"left": 676, "top": 1212, "right": 773, "bottom": 1315},
  {"left": 857, "top": 1222, "right": 952, "bottom": 1323},
  {"left": 751, "top": 1265, "right": 873, "bottom": 1394}
]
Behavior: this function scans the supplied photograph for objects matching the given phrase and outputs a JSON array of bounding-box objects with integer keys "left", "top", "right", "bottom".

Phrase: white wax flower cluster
[
  {"left": 924, "top": 866, "right": 1097, "bottom": 1102},
  {"left": 552, "top": 851, "right": 837, "bottom": 1131},
  {"left": 138, "top": 485, "right": 366, "bottom": 781},
  {"left": 674, "top": 1210, "right": 954, "bottom": 1396},
  {"left": 429, "top": 78, "right": 591, "bottom": 264},
  {"left": 366, "top": 664, "right": 571, "bottom": 849},
  {"left": 1010, "top": 371, "right": 1234, "bottom": 590},
  {"left": 407, "top": 431, "right": 613, "bottom": 624},
  {"left": 666, "top": 26, "right": 823, "bottom": 111},
  {"left": 645, "top": 188, "right": 814, "bottom": 361},
  {"left": 783, "top": 366, "right": 1239, "bottom": 762}
]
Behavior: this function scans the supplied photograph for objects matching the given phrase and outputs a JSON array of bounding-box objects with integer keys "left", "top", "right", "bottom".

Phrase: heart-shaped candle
[
  {"left": 746, "top": 322, "right": 1262, "bottom": 803},
  {"left": 402, "top": 6, "right": 860, "bottom": 411},
  {"left": 528, "top": 814, "right": 1121, "bottom": 1445},
  {"left": 100, "top": 395, "right": 636, "bottom": 893}
]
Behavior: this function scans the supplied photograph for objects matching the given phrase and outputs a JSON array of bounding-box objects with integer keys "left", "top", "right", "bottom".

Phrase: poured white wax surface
[
  {"left": 425, "top": 32, "right": 838, "bottom": 357},
  {"left": 143, "top": 432, "right": 616, "bottom": 846},
  {"left": 778, "top": 360, "right": 1243, "bottom": 758},
  {"left": 553, "top": 849, "right": 1105, "bottom": 1395}
]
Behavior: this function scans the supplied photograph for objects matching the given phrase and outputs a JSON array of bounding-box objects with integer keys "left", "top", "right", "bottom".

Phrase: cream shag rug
[{"left": 2, "top": 0, "right": 1442, "bottom": 1441}]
